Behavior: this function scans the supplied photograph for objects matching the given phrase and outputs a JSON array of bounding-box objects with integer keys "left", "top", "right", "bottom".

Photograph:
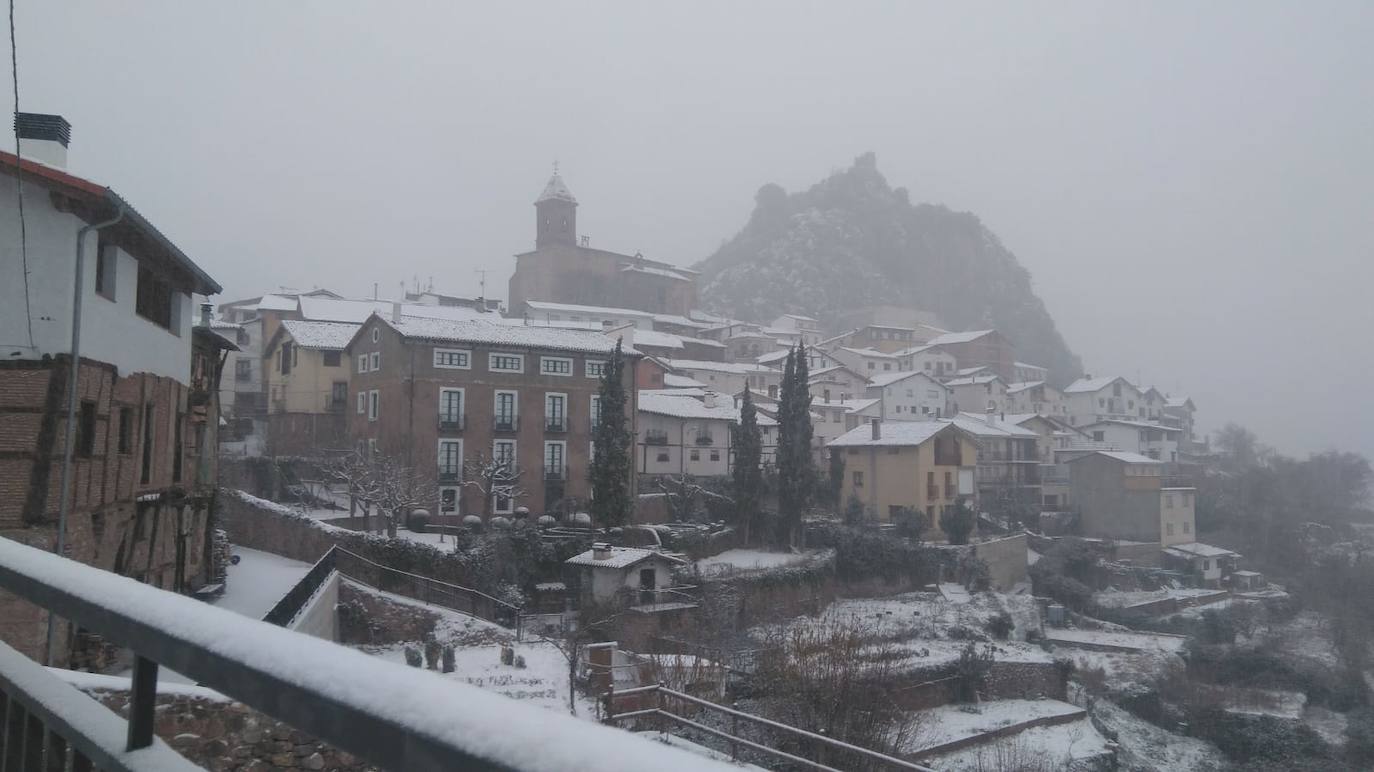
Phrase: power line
[{"left": 9, "top": 0, "right": 34, "bottom": 350}]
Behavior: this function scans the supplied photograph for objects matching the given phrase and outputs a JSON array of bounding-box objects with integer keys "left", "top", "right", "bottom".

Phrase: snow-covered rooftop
[
  {"left": 254, "top": 293, "right": 299, "bottom": 312},
  {"left": 662, "top": 373, "right": 707, "bottom": 389},
  {"left": 620, "top": 264, "right": 692, "bottom": 281},
  {"left": 565, "top": 546, "right": 685, "bottom": 569},
  {"left": 524, "top": 300, "right": 654, "bottom": 319},
  {"left": 1063, "top": 375, "right": 1135, "bottom": 394},
  {"left": 1165, "top": 542, "right": 1240, "bottom": 559},
  {"left": 299, "top": 296, "right": 490, "bottom": 324},
  {"left": 629, "top": 329, "right": 686, "bottom": 350},
  {"left": 1083, "top": 419, "right": 1182, "bottom": 432},
  {"left": 944, "top": 374, "right": 1002, "bottom": 387},
  {"left": 948, "top": 413, "right": 1040, "bottom": 438},
  {"left": 1067, "top": 450, "right": 1161, "bottom": 465},
  {"left": 828, "top": 420, "right": 960, "bottom": 448},
  {"left": 280, "top": 320, "right": 360, "bottom": 350},
  {"left": 383, "top": 317, "right": 632, "bottom": 355},
  {"left": 638, "top": 392, "right": 776, "bottom": 425},
  {"left": 651, "top": 313, "right": 710, "bottom": 329},
  {"left": 1005, "top": 380, "right": 1047, "bottom": 394},
  {"left": 535, "top": 171, "right": 577, "bottom": 204},
  {"left": 867, "top": 370, "right": 946, "bottom": 389},
  {"left": 837, "top": 346, "right": 898, "bottom": 359},
  {"left": 926, "top": 329, "right": 996, "bottom": 345},
  {"left": 892, "top": 344, "right": 937, "bottom": 357},
  {"left": 662, "top": 358, "right": 766, "bottom": 375}
]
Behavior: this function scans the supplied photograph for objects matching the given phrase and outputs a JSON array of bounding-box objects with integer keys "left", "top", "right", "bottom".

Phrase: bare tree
[
  {"left": 462, "top": 452, "right": 527, "bottom": 518},
  {"left": 657, "top": 474, "right": 733, "bottom": 523},
  {"left": 324, "top": 450, "right": 435, "bottom": 538}
]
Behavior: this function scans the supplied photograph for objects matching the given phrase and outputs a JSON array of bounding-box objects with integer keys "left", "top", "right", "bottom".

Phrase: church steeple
[{"left": 535, "top": 162, "right": 578, "bottom": 249}]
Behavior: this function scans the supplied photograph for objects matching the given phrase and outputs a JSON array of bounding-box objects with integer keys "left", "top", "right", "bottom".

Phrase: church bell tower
[{"left": 535, "top": 163, "right": 578, "bottom": 249}]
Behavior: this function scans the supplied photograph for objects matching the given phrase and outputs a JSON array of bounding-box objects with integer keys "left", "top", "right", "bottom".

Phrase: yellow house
[
  {"left": 829, "top": 419, "right": 978, "bottom": 539},
  {"left": 261, "top": 319, "right": 359, "bottom": 454}
]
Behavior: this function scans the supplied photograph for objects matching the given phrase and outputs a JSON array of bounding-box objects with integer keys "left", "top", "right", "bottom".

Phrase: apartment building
[
  {"left": 346, "top": 314, "right": 638, "bottom": 519},
  {"left": 894, "top": 344, "right": 959, "bottom": 378},
  {"left": 1004, "top": 380, "right": 1066, "bottom": 418},
  {"left": 1066, "top": 451, "right": 1193, "bottom": 547},
  {"left": 261, "top": 320, "right": 359, "bottom": 455},
  {"left": 636, "top": 392, "right": 778, "bottom": 478},
  {"left": 946, "top": 374, "right": 1009, "bottom": 415},
  {"left": 828, "top": 420, "right": 977, "bottom": 537},
  {"left": 924, "top": 329, "right": 1017, "bottom": 381},
  {"left": 1079, "top": 419, "right": 1182, "bottom": 462},
  {"left": 0, "top": 118, "right": 225, "bottom": 664},
  {"left": 1060, "top": 375, "right": 1143, "bottom": 427}
]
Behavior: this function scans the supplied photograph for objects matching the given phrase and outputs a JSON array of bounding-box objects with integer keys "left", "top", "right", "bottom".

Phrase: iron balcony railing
[
  {"left": 438, "top": 413, "right": 466, "bottom": 432},
  {"left": 644, "top": 430, "right": 669, "bottom": 446},
  {"left": 694, "top": 434, "right": 715, "bottom": 446},
  {"left": 492, "top": 415, "right": 519, "bottom": 433},
  {"left": 545, "top": 417, "right": 567, "bottom": 433},
  {"left": 438, "top": 467, "right": 461, "bottom": 483},
  {"left": 544, "top": 465, "right": 566, "bottom": 481},
  {"left": 0, "top": 538, "right": 734, "bottom": 772}
]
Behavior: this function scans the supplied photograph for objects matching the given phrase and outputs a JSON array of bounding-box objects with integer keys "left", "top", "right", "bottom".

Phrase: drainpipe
[{"left": 47, "top": 205, "right": 124, "bottom": 665}]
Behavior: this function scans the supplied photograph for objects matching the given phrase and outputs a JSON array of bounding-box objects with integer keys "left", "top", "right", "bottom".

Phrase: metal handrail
[
  {"left": 0, "top": 538, "right": 733, "bottom": 772},
  {"left": 605, "top": 684, "right": 934, "bottom": 772},
  {"left": 262, "top": 547, "right": 338, "bottom": 626}
]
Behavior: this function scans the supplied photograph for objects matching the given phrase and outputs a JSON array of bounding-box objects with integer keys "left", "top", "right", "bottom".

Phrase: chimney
[
  {"left": 985, "top": 405, "right": 996, "bottom": 426},
  {"left": 592, "top": 542, "right": 612, "bottom": 560},
  {"left": 14, "top": 112, "right": 71, "bottom": 168},
  {"left": 391, "top": 301, "right": 402, "bottom": 323},
  {"left": 871, "top": 418, "right": 881, "bottom": 440},
  {"left": 703, "top": 391, "right": 717, "bottom": 408},
  {"left": 199, "top": 302, "right": 213, "bottom": 327}
]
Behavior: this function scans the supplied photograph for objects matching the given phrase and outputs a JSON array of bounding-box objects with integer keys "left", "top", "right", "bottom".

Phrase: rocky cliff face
[{"left": 695, "top": 153, "right": 1082, "bottom": 384}]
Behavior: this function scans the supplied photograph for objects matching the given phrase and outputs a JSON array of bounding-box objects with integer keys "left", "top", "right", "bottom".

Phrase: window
[
  {"left": 439, "top": 487, "right": 460, "bottom": 515},
  {"left": 135, "top": 264, "right": 174, "bottom": 330},
  {"left": 279, "top": 343, "right": 293, "bottom": 375},
  {"left": 117, "top": 407, "right": 133, "bottom": 454},
  {"left": 710, "top": 450, "right": 720, "bottom": 461},
  {"left": 77, "top": 401, "right": 96, "bottom": 457},
  {"left": 493, "top": 486, "right": 515, "bottom": 514},
  {"left": 590, "top": 395, "right": 602, "bottom": 429},
  {"left": 545, "top": 393, "right": 566, "bottom": 431},
  {"left": 852, "top": 471, "right": 864, "bottom": 487},
  {"left": 867, "top": 362, "right": 875, "bottom": 370},
  {"left": 690, "top": 449, "right": 700, "bottom": 461},
  {"left": 494, "top": 440, "right": 517, "bottom": 473},
  {"left": 1202, "top": 560, "right": 1210, "bottom": 571},
  {"left": 490, "top": 353, "right": 524, "bottom": 373},
  {"left": 585, "top": 360, "right": 607, "bottom": 378},
  {"left": 357, "top": 354, "right": 369, "bottom": 374},
  {"left": 434, "top": 348, "right": 471, "bottom": 369},
  {"left": 1183, "top": 521, "right": 1191, "bottom": 534},
  {"left": 438, "top": 440, "right": 462, "bottom": 479},
  {"left": 656, "top": 452, "right": 670, "bottom": 463},
  {"left": 357, "top": 391, "right": 366, "bottom": 414},
  {"left": 544, "top": 441, "right": 565, "bottom": 478},
  {"left": 1166, "top": 523, "right": 1175, "bottom": 536},
  {"left": 439, "top": 388, "right": 464, "bottom": 425},
  {"left": 371, "top": 328, "right": 380, "bottom": 343},
  {"left": 95, "top": 243, "right": 116, "bottom": 301},
  {"left": 140, "top": 403, "right": 155, "bottom": 484},
  {"left": 322, "top": 351, "right": 342, "bottom": 367},
  {"left": 331, "top": 381, "right": 348, "bottom": 408},
  {"left": 1092, "top": 431, "right": 1105, "bottom": 442},
  {"left": 172, "top": 411, "right": 184, "bottom": 482},
  {"left": 1164, "top": 494, "right": 1175, "bottom": 509},
  {"left": 368, "top": 390, "right": 379, "bottom": 421},
  {"left": 369, "top": 352, "right": 380, "bottom": 371},
  {"left": 494, "top": 391, "right": 518, "bottom": 430},
  {"left": 541, "top": 357, "right": 573, "bottom": 376},
  {"left": 235, "top": 359, "right": 252, "bottom": 383}
]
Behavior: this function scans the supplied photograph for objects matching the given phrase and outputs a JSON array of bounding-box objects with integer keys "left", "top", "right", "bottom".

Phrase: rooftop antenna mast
[{"left": 475, "top": 269, "right": 488, "bottom": 300}]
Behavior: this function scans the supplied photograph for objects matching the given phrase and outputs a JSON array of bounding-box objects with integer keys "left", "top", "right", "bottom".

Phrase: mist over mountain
[{"left": 696, "top": 153, "right": 1083, "bottom": 385}]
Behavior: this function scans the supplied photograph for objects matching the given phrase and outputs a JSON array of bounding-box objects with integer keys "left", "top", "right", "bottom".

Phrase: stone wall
[
  {"left": 336, "top": 579, "right": 443, "bottom": 646},
  {"left": 892, "top": 660, "right": 1068, "bottom": 710},
  {"left": 84, "top": 687, "right": 373, "bottom": 771},
  {"left": 972, "top": 533, "right": 1029, "bottom": 591}
]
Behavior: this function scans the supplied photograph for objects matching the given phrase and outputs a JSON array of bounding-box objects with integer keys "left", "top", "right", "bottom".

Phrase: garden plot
[
  {"left": 695, "top": 549, "right": 820, "bottom": 575},
  {"left": 913, "top": 703, "right": 1111, "bottom": 771},
  {"left": 1043, "top": 628, "right": 1187, "bottom": 654},
  {"left": 906, "top": 699, "right": 1084, "bottom": 751},
  {"left": 1090, "top": 699, "right": 1226, "bottom": 771}
]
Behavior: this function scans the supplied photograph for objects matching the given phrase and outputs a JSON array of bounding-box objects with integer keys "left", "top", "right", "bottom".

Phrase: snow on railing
[{"left": 0, "top": 538, "right": 737, "bottom": 772}]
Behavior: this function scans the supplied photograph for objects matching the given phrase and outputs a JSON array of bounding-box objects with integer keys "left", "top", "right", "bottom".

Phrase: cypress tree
[
  {"left": 590, "top": 340, "right": 632, "bottom": 526},
  {"left": 776, "top": 346, "right": 804, "bottom": 547},
  {"left": 791, "top": 344, "right": 815, "bottom": 503},
  {"left": 733, "top": 387, "right": 763, "bottom": 545}
]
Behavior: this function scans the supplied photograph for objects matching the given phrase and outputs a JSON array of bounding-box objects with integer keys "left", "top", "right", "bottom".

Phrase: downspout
[{"left": 47, "top": 204, "right": 124, "bottom": 665}]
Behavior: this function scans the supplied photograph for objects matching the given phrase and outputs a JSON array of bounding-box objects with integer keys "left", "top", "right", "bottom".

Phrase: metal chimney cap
[{"left": 14, "top": 113, "right": 72, "bottom": 147}]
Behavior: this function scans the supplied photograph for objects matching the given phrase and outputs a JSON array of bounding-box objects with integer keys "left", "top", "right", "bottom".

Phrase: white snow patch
[
  {"left": 213, "top": 546, "right": 313, "bottom": 620},
  {"left": 696, "top": 549, "right": 812, "bottom": 572}
]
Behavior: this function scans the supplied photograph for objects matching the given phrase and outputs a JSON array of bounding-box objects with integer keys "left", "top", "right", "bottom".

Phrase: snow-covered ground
[
  {"left": 637, "top": 732, "right": 769, "bottom": 770},
  {"left": 1091, "top": 699, "right": 1226, "bottom": 771},
  {"left": 1223, "top": 687, "right": 1306, "bottom": 719},
  {"left": 1065, "top": 647, "right": 1181, "bottom": 697},
  {"left": 1092, "top": 587, "right": 1226, "bottom": 609},
  {"left": 213, "top": 546, "right": 312, "bottom": 619},
  {"left": 920, "top": 715, "right": 1110, "bottom": 771},
  {"left": 907, "top": 699, "right": 1084, "bottom": 751},
  {"left": 695, "top": 549, "right": 815, "bottom": 573}
]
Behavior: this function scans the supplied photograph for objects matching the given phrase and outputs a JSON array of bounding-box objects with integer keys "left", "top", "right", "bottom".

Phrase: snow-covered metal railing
[
  {"left": 0, "top": 538, "right": 737, "bottom": 772},
  {"left": 603, "top": 683, "right": 936, "bottom": 772}
]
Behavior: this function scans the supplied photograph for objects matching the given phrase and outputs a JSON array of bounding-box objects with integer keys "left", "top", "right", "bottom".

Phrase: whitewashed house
[
  {"left": 636, "top": 391, "right": 779, "bottom": 478},
  {"left": 1061, "top": 375, "right": 1143, "bottom": 427},
  {"left": 865, "top": 371, "right": 951, "bottom": 420},
  {"left": 566, "top": 545, "right": 688, "bottom": 607},
  {"left": 1079, "top": 419, "right": 1182, "bottom": 462},
  {"left": 1013, "top": 361, "right": 1050, "bottom": 383},
  {"left": 808, "top": 364, "right": 870, "bottom": 405},
  {"left": 1005, "top": 381, "right": 1065, "bottom": 417},
  {"left": 829, "top": 346, "right": 901, "bottom": 376},
  {"left": 769, "top": 313, "right": 823, "bottom": 346},
  {"left": 946, "top": 374, "right": 1009, "bottom": 415}
]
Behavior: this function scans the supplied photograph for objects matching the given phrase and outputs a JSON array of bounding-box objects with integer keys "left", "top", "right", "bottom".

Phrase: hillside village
[{"left": 3, "top": 115, "right": 1373, "bottom": 772}]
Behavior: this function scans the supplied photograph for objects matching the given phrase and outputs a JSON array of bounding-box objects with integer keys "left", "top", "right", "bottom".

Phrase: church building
[{"left": 507, "top": 168, "right": 698, "bottom": 317}]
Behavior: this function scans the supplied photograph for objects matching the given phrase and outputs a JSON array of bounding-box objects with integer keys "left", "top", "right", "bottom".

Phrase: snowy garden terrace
[{"left": 0, "top": 537, "right": 737, "bottom": 771}]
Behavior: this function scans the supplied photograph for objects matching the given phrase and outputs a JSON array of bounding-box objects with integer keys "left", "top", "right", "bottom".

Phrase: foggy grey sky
[{"left": 8, "top": 1, "right": 1373, "bottom": 459}]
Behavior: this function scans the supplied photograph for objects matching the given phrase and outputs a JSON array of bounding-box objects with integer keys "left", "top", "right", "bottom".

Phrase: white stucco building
[{"left": 865, "top": 371, "right": 951, "bottom": 420}]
